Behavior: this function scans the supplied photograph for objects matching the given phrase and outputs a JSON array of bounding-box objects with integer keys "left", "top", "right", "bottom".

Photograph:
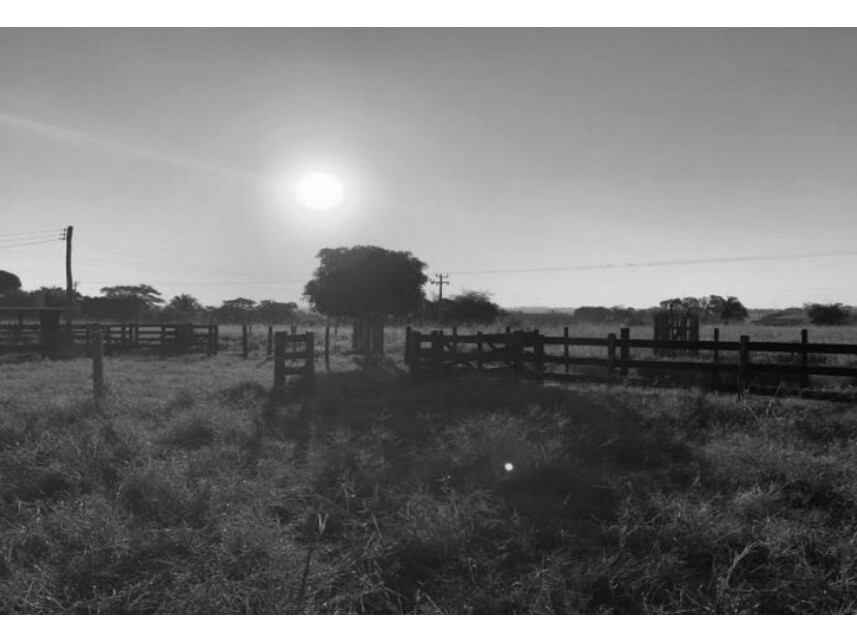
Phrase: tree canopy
[
  {"left": 162, "top": 294, "right": 204, "bottom": 322},
  {"left": 0, "top": 270, "right": 22, "bottom": 296},
  {"left": 303, "top": 246, "right": 428, "bottom": 318},
  {"left": 440, "top": 291, "right": 504, "bottom": 325},
  {"left": 805, "top": 302, "right": 851, "bottom": 326},
  {"left": 100, "top": 284, "right": 164, "bottom": 308}
]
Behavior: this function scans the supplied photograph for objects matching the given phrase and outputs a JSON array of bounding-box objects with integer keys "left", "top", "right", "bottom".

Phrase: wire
[
  {"left": 0, "top": 228, "right": 65, "bottom": 238},
  {"left": 81, "top": 278, "right": 307, "bottom": 286},
  {"left": 448, "top": 249, "right": 857, "bottom": 276},
  {"left": 0, "top": 238, "right": 62, "bottom": 250}
]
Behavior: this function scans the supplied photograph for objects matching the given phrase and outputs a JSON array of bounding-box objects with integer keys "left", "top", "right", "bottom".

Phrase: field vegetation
[{"left": 3, "top": 326, "right": 857, "bottom": 614}]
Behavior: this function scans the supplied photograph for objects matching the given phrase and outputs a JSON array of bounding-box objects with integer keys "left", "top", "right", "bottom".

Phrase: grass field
[{"left": 3, "top": 324, "right": 857, "bottom": 613}]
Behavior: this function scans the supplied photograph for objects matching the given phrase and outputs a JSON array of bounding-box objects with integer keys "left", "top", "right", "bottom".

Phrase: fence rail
[
  {"left": 0, "top": 323, "right": 218, "bottom": 355},
  {"left": 407, "top": 327, "right": 857, "bottom": 397}
]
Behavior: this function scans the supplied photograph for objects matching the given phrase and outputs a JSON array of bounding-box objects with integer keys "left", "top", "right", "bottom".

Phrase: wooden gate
[{"left": 653, "top": 312, "right": 699, "bottom": 356}]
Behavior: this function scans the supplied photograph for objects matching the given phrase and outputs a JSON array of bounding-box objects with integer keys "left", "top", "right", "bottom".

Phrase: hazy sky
[{"left": 2, "top": 28, "right": 856, "bottom": 309}]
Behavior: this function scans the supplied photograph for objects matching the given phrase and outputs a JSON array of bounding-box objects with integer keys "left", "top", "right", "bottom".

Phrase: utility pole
[
  {"left": 62, "top": 225, "right": 74, "bottom": 305},
  {"left": 430, "top": 273, "right": 449, "bottom": 325}
]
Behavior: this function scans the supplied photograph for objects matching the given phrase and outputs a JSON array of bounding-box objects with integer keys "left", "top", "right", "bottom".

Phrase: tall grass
[{"left": 2, "top": 347, "right": 857, "bottom": 613}]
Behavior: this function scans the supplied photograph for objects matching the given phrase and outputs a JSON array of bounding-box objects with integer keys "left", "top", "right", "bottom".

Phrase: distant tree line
[
  {"left": 2, "top": 258, "right": 853, "bottom": 330},
  {"left": 0, "top": 276, "right": 306, "bottom": 325},
  {"left": 566, "top": 295, "right": 750, "bottom": 326}
]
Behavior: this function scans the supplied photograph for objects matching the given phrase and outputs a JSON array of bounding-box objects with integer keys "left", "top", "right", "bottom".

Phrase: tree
[
  {"left": 805, "top": 302, "right": 850, "bottom": 326},
  {"left": 303, "top": 246, "right": 428, "bottom": 353},
  {"left": 444, "top": 291, "right": 504, "bottom": 325},
  {"left": 708, "top": 295, "right": 749, "bottom": 324},
  {"left": 162, "top": 294, "right": 204, "bottom": 323},
  {"left": 216, "top": 297, "right": 257, "bottom": 324},
  {"left": 90, "top": 284, "right": 164, "bottom": 321},
  {"left": 0, "top": 270, "right": 22, "bottom": 297},
  {"left": 100, "top": 284, "right": 164, "bottom": 307},
  {"left": 721, "top": 296, "right": 749, "bottom": 324},
  {"left": 257, "top": 300, "right": 298, "bottom": 325}
]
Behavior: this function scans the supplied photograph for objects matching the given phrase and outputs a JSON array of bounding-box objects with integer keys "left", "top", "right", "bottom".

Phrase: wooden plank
[
  {"left": 712, "top": 328, "right": 720, "bottom": 389},
  {"left": 623, "top": 339, "right": 742, "bottom": 351},
  {"left": 607, "top": 332, "right": 616, "bottom": 376},
  {"left": 305, "top": 332, "right": 315, "bottom": 377},
  {"left": 618, "top": 359, "right": 740, "bottom": 373},
  {"left": 620, "top": 328, "right": 630, "bottom": 378},
  {"left": 410, "top": 330, "right": 423, "bottom": 377},
  {"left": 273, "top": 332, "right": 286, "bottom": 389},
  {"left": 542, "top": 337, "right": 611, "bottom": 347},
  {"left": 542, "top": 356, "right": 609, "bottom": 368},
  {"left": 563, "top": 326, "right": 569, "bottom": 374},
  {"left": 739, "top": 335, "right": 750, "bottom": 390},
  {"left": 91, "top": 328, "right": 104, "bottom": 405},
  {"left": 476, "top": 331, "right": 483, "bottom": 370},
  {"left": 747, "top": 363, "right": 857, "bottom": 377},
  {"left": 431, "top": 331, "right": 444, "bottom": 372}
]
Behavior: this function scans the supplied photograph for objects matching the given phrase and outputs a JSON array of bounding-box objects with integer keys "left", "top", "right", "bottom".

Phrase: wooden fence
[
  {"left": 272, "top": 331, "right": 315, "bottom": 389},
  {"left": 407, "top": 327, "right": 857, "bottom": 398},
  {"left": 77, "top": 324, "right": 218, "bottom": 355},
  {"left": 0, "top": 323, "right": 218, "bottom": 355}
]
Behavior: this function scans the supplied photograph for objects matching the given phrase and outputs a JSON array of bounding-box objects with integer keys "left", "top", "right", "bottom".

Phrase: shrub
[{"left": 805, "top": 302, "right": 851, "bottom": 326}]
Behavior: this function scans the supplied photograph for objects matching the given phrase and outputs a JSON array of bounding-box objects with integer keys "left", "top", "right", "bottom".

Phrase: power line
[
  {"left": 448, "top": 249, "right": 857, "bottom": 276},
  {"left": 0, "top": 228, "right": 65, "bottom": 238},
  {"left": 81, "top": 277, "right": 308, "bottom": 286},
  {"left": 0, "top": 238, "right": 62, "bottom": 250}
]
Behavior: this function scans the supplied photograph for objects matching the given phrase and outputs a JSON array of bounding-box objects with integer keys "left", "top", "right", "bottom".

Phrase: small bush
[{"left": 805, "top": 302, "right": 851, "bottom": 326}]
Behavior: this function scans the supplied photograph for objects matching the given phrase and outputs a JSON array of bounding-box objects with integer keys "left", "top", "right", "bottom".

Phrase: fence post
[
  {"left": 242, "top": 324, "right": 249, "bottom": 359},
  {"left": 711, "top": 328, "right": 720, "bottom": 389},
  {"left": 273, "top": 332, "right": 286, "bottom": 390},
  {"left": 563, "top": 326, "right": 570, "bottom": 374},
  {"left": 372, "top": 318, "right": 385, "bottom": 355},
  {"left": 213, "top": 325, "right": 219, "bottom": 354},
  {"left": 325, "top": 325, "right": 331, "bottom": 372},
  {"left": 739, "top": 335, "right": 750, "bottom": 392},
  {"left": 404, "top": 326, "right": 412, "bottom": 365},
  {"left": 534, "top": 329, "right": 545, "bottom": 376},
  {"left": 304, "top": 332, "right": 315, "bottom": 379},
  {"left": 431, "top": 331, "right": 444, "bottom": 373},
  {"left": 91, "top": 328, "right": 104, "bottom": 406},
  {"left": 620, "top": 328, "right": 630, "bottom": 378},
  {"left": 513, "top": 331, "right": 524, "bottom": 372},
  {"left": 607, "top": 332, "right": 616, "bottom": 377},
  {"left": 410, "top": 330, "right": 423, "bottom": 377},
  {"left": 267, "top": 326, "right": 273, "bottom": 356},
  {"left": 476, "top": 331, "right": 484, "bottom": 371},
  {"left": 160, "top": 325, "right": 166, "bottom": 349},
  {"left": 800, "top": 328, "right": 809, "bottom": 389}
]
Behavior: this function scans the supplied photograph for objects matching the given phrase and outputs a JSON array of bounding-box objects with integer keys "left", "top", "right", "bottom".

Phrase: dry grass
[{"left": 3, "top": 335, "right": 857, "bottom": 613}]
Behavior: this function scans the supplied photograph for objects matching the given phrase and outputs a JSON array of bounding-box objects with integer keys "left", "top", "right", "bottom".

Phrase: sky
[{"left": 2, "top": 26, "right": 857, "bottom": 310}]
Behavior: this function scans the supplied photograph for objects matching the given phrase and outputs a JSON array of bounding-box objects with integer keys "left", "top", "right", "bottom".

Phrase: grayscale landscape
[{"left": 2, "top": 26, "right": 857, "bottom": 616}]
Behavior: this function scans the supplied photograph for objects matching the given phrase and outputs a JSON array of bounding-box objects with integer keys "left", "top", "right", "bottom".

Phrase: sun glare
[{"left": 295, "top": 172, "right": 345, "bottom": 211}]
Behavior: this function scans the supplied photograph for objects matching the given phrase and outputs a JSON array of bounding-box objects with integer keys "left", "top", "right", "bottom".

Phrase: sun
[{"left": 295, "top": 172, "right": 345, "bottom": 211}]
